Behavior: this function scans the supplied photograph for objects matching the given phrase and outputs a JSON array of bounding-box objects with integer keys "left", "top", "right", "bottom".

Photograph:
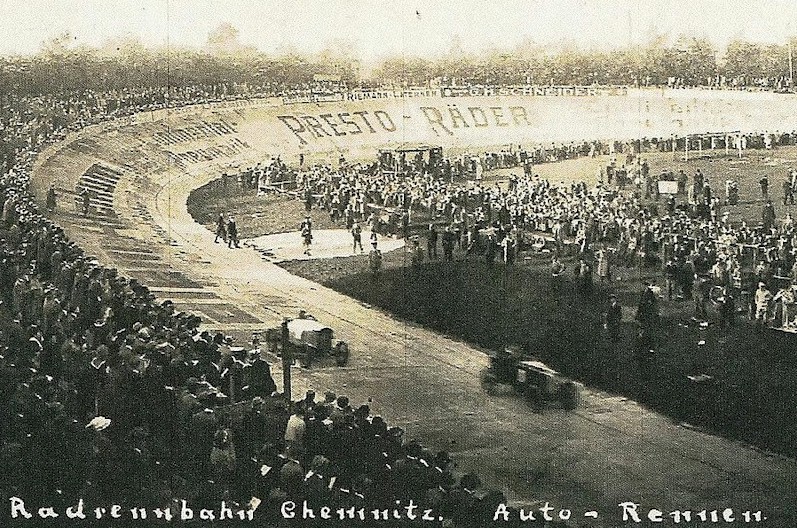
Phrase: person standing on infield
[
  {"left": 214, "top": 213, "right": 226, "bottom": 243},
  {"left": 227, "top": 215, "right": 240, "bottom": 248},
  {"left": 351, "top": 222, "right": 363, "bottom": 253},
  {"left": 369, "top": 241, "right": 382, "bottom": 278},
  {"left": 300, "top": 216, "right": 313, "bottom": 255}
]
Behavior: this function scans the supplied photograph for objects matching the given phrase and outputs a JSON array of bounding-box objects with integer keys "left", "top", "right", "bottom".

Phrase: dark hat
[
  {"left": 435, "top": 450, "right": 452, "bottom": 465},
  {"left": 460, "top": 473, "right": 481, "bottom": 490},
  {"left": 198, "top": 391, "right": 218, "bottom": 404},
  {"left": 388, "top": 426, "right": 404, "bottom": 437}
]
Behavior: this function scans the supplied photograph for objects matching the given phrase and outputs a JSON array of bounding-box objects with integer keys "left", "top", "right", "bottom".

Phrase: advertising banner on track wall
[{"left": 259, "top": 91, "right": 797, "bottom": 156}]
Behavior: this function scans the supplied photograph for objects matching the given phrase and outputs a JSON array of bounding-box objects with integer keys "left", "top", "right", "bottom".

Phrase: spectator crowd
[
  {"left": 0, "top": 85, "right": 570, "bottom": 526},
  {"left": 247, "top": 130, "right": 797, "bottom": 333},
  {"left": 4, "top": 51, "right": 797, "bottom": 524}
]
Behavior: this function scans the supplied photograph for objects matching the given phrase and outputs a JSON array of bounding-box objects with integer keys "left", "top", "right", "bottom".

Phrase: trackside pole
[
  {"left": 685, "top": 135, "right": 689, "bottom": 162},
  {"left": 282, "top": 318, "right": 292, "bottom": 402}
]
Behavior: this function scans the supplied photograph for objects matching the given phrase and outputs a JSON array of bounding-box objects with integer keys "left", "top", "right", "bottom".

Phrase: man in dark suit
[
  {"left": 46, "top": 185, "right": 57, "bottom": 212},
  {"left": 427, "top": 223, "right": 438, "bottom": 259},
  {"left": 351, "top": 222, "right": 363, "bottom": 252},
  {"left": 604, "top": 294, "right": 622, "bottom": 345},
  {"left": 442, "top": 226, "right": 456, "bottom": 261},
  {"left": 762, "top": 200, "right": 776, "bottom": 232},
  {"left": 636, "top": 282, "right": 659, "bottom": 331},
  {"left": 227, "top": 216, "right": 240, "bottom": 248},
  {"left": 550, "top": 255, "right": 566, "bottom": 293},
  {"left": 368, "top": 241, "right": 382, "bottom": 278},
  {"left": 214, "top": 213, "right": 226, "bottom": 243}
]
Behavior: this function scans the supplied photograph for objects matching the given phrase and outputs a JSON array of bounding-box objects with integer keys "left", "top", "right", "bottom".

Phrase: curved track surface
[{"left": 29, "top": 93, "right": 797, "bottom": 526}]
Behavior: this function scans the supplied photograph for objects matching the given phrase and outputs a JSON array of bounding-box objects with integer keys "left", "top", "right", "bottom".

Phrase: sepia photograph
[{"left": 1, "top": 0, "right": 796, "bottom": 526}]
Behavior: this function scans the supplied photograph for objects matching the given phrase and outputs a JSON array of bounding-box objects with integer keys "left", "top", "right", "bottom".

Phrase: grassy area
[
  {"left": 185, "top": 166, "right": 520, "bottom": 240},
  {"left": 283, "top": 248, "right": 797, "bottom": 458},
  {"left": 187, "top": 181, "right": 337, "bottom": 239},
  {"left": 189, "top": 148, "right": 797, "bottom": 458}
]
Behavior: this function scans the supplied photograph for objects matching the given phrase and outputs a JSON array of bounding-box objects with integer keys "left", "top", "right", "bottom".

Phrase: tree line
[
  {"left": 0, "top": 36, "right": 794, "bottom": 96},
  {"left": 373, "top": 37, "right": 797, "bottom": 89}
]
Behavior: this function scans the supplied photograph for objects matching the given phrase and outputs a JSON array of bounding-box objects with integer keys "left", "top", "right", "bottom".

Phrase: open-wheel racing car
[
  {"left": 481, "top": 346, "right": 581, "bottom": 410},
  {"left": 265, "top": 317, "right": 349, "bottom": 368}
]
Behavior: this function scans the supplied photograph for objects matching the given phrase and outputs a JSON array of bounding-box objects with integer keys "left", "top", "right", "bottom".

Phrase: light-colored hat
[{"left": 86, "top": 416, "right": 112, "bottom": 432}]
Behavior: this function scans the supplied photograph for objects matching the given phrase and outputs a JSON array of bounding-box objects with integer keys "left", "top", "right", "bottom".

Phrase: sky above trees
[{"left": 2, "top": 0, "right": 796, "bottom": 62}]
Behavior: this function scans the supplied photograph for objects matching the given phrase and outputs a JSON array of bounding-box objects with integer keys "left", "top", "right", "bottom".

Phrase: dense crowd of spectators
[
  {"left": 250, "top": 130, "right": 797, "bottom": 331},
  {"left": 0, "top": 86, "right": 570, "bottom": 526}
]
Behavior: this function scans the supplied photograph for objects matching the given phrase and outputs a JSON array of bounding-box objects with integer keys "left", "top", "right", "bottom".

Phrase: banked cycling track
[{"left": 30, "top": 90, "right": 797, "bottom": 526}]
